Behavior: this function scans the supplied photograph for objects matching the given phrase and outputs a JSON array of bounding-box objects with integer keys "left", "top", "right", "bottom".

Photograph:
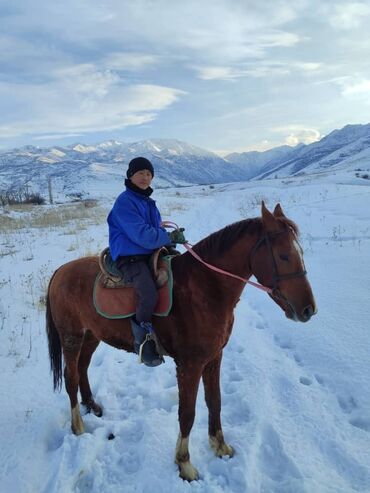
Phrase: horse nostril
[{"left": 302, "top": 305, "right": 314, "bottom": 321}]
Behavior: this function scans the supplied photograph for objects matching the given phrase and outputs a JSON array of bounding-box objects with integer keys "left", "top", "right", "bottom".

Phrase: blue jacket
[{"left": 107, "top": 188, "right": 170, "bottom": 260}]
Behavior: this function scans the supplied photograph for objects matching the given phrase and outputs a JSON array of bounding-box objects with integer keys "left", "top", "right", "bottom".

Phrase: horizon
[
  {"left": 0, "top": 134, "right": 302, "bottom": 156},
  {"left": 2, "top": 122, "right": 369, "bottom": 158},
  {"left": 1, "top": 1, "right": 370, "bottom": 154}
]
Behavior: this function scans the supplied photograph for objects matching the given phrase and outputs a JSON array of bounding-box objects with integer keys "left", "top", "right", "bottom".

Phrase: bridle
[
  {"left": 161, "top": 221, "right": 307, "bottom": 297},
  {"left": 249, "top": 228, "right": 307, "bottom": 299}
]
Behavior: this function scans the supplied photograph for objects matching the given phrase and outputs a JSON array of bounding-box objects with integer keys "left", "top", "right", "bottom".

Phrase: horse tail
[{"left": 46, "top": 270, "right": 63, "bottom": 392}]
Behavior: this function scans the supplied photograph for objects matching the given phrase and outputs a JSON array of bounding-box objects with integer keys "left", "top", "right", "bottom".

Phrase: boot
[{"left": 130, "top": 318, "right": 164, "bottom": 367}]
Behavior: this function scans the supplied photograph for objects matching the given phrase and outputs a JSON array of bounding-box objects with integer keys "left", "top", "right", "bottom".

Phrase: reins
[{"left": 161, "top": 221, "right": 273, "bottom": 294}]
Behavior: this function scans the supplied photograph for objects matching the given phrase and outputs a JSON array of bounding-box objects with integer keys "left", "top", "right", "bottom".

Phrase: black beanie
[{"left": 126, "top": 157, "right": 154, "bottom": 178}]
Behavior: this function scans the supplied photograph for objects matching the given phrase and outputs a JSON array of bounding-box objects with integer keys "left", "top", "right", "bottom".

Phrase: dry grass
[{"left": 0, "top": 200, "right": 108, "bottom": 232}]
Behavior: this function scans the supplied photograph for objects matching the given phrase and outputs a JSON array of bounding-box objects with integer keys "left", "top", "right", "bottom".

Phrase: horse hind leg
[
  {"left": 78, "top": 331, "right": 102, "bottom": 417},
  {"left": 175, "top": 363, "right": 203, "bottom": 481},
  {"left": 202, "top": 351, "right": 234, "bottom": 458},
  {"left": 62, "top": 333, "right": 85, "bottom": 435}
]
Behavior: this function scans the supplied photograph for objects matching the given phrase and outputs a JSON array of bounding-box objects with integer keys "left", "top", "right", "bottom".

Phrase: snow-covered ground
[{"left": 0, "top": 171, "right": 370, "bottom": 493}]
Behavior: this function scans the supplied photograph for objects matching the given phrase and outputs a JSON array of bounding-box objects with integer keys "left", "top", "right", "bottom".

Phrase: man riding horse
[{"left": 107, "top": 157, "right": 186, "bottom": 366}]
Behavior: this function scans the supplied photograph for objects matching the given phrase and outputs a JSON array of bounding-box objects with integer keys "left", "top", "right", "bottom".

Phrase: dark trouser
[{"left": 116, "top": 256, "right": 158, "bottom": 323}]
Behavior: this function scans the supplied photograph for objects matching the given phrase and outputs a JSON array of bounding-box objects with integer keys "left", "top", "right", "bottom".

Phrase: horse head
[{"left": 250, "top": 202, "right": 317, "bottom": 323}]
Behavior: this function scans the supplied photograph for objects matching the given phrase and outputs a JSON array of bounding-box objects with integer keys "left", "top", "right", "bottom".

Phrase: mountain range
[{"left": 0, "top": 123, "right": 369, "bottom": 200}]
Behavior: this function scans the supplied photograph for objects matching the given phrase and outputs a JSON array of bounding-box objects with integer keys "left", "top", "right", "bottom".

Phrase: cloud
[
  {"left": 272, "top": 125, "right": 321, "bottom": 145},
  {"left": 103, "top": 53, "right": 160, "bottom": 71},
  {"left": 0, "top": 70, "right": 186, "bottom": 138},
  {"left": 328, "top": 2, "right": 370, "bottom": 30},
  {"left": 196, "top": 66, "right": 241, "bottom": 81},
  {"left": 33, "top": 133, "right": 83, "bottom": 141},
  {"left": 195, "top": 60, "right": 322, "bottom": 81},
  {"left": 1, "top": 0, "right": 369, "bottom": 150},
  {"left": 341, "top": 79, "right": 370, "bottom": 97},
  {"left": 329, "top": 76, "right": 370, "bottom": 101},
  {"left": 1, "top": 1, "right": 305, "bottom": 69}
]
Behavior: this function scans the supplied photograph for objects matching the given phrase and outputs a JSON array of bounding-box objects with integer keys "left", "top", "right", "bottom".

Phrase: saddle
[
  {"left": 94, "top": 247, "right": 175, "bottom": 319},
  {"left": 98, "top": 247, "right": 169, "bottom": 288}
]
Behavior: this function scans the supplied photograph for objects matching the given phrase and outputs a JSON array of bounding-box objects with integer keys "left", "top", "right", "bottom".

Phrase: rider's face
[{"left": 130, "top": 169, "right": 153, "bottom": 190}]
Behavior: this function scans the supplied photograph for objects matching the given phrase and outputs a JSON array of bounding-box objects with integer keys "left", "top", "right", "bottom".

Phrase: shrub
[{"left": 0, "top": 187, "right": 45, "bottom": 205}]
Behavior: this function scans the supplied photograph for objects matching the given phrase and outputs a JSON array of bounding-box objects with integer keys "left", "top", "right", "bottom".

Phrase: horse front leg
[
  {"left": 202, "top": 351, "right": 234, "bottom": 458},
  {"left": 175, "top": 362, "right": 203, "bottom": 481}
]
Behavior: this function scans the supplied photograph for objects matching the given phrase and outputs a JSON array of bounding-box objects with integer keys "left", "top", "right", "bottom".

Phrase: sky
[{"left": 1, "top": 0, "right": 370, "bottom": 154}]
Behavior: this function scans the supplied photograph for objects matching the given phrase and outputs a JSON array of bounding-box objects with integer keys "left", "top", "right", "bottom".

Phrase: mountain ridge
[{"left": 1, "top": 124, "right": 369, "bottom": 200}]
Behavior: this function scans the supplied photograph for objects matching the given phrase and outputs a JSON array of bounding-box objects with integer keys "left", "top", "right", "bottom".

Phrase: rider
[{"left": 107, "top": 156, "right": 186, "bottom": 367}]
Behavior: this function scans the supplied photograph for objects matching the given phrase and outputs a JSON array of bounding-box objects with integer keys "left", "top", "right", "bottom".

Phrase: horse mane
[
  {"left": 193, "top": 218, "right": 263, "bottom": 258},
  {"left": 179, "top": 214, "right": 300, "bottom": 271}
]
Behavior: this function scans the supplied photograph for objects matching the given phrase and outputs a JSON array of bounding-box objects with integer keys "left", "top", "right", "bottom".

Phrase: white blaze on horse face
[{"left": 293, "top": 238, "right": 305, "bottom": 269}]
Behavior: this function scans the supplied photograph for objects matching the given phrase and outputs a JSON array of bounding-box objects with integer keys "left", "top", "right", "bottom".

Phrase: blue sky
[{"left": 1, "top": 0, "right": 370, "bottom": 154}]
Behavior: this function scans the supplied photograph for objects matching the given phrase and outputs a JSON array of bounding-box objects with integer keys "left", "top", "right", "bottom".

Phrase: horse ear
[
  {"left": 273, "top": 203, "right": 285, "bottom": 217},
  {"left": 261, "top": 201, "right": 278, "bottom": 231}
]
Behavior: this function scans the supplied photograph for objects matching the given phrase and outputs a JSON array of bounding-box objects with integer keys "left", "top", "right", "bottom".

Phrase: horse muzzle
[
  {"left": 286, "top": 302, "right": 317, "bottom": 323},
  {"left": 272, "top": 288, "right": 317, "bottom": 323}
]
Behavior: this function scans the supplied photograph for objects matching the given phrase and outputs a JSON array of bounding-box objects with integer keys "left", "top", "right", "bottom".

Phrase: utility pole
[{"left": 48, "top": 177, "right": 53, "bottom": 204}]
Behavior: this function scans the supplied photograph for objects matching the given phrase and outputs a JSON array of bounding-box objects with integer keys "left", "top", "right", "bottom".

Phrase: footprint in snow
[
  {"left": 255, "top": 321, "right": 265, "bottom": 330},
  {"left": 314, "top": 374, "right": 325, "bottom": 386},
  {"left": 337, "top": 394, "right": 358, "bottom": 414},
  {"left": 258, "top": 425, "right": 304, "bottom": 492},
  {"left": 273, "top": 334, "right": 294, "bottom": 350},
  {"left": 299, "top": 377, "right": 312, "bottom": 386},
  {"left": 45, "top": 427, "right": 65, "bottom": 452},
  {"left": 119, "top": 449, "right": 141, "bottom": 474},
  {"left": 228, "top": 371, "right": 244, "bottom": 383},
  {"left": 293, "top": 353, "right": 303, "bottom": 366},
  {"left": 349, "top": 416, "right": 370, "bottom": 432}
]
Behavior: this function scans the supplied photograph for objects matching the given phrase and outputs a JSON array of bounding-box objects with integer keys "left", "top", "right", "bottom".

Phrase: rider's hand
[{"left": 169, "top": 228, "right": 187, "bottom": 244}]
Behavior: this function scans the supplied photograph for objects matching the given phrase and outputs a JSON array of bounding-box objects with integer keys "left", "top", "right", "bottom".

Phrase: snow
[
  {"left": 0, "top": 170, "right": 370, "bottom": 492},
  {"left": 51, "top": 149, "right": 66, "bottom": 158},
  {"left": 38, "top": 156, "right": 57, "bottom": 164},
  {"left": 73, "top": 144, "right": 97, "bottom": 154}
]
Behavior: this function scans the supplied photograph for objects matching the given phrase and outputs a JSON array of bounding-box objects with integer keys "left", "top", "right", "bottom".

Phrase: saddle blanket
[{"left": 93, "top": 256, "right": 173, "bottom": 319}]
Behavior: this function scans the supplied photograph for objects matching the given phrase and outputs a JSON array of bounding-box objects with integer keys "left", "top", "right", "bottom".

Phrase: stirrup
[
  {"left": 130, "top": 318, "right": 164, "bottom": 367},
  {"left": 138, "top": 333, "right": 164, "bottom": 366}
]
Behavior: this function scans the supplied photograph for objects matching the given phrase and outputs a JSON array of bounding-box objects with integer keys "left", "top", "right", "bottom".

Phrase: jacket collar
[{"left": 125, "top": 178, "right": 153, "bottom": 198}]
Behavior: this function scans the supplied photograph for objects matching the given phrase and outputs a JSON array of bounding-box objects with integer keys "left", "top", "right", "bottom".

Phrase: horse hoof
[
  {"left": 209, "top": 433, "right": 234, "bottom": 457},
  {"left": 178, "top": 461, "right": 199, "bottom": 481},
  {"left": 72, "top": 424, "right": 85, "bottom": 435},
  {"left": 91, "top": 403, "right": 103, "bottom": 417},
  {"left": 82, "top": 400, "right": 103, "bottom": 417}
]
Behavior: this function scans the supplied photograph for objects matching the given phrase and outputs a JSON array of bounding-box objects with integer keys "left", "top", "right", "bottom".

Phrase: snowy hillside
[
  {"left": 0, "top": 169, "right": 369, "bottom": 492},
  {"left": 254, "top": 124, "right": 370, "bottom": 179},
  {"left": 225, "top": 145, "right": 302, "bottom": 179}
]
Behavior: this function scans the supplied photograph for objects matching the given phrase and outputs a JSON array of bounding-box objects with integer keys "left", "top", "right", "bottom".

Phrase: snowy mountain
[
  {"left": 1, "top": 124, "right": 370, "bottom": 201},
  {"left": 225, "top": 145, "right": 304, "bottom": 179},
  {"left": 252, "top": 124, "right": 370, "bottom": 179},
  {"left": 0, "top": 139, "right": 253, "bottom": 201},
  {"left": 224, "top": 124, "right": 370, "bottom": 180}
]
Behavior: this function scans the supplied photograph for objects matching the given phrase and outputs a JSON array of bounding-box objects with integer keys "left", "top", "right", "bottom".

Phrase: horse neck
[{"left": 177, "top": 228, "right": 260, "bottom": 306}]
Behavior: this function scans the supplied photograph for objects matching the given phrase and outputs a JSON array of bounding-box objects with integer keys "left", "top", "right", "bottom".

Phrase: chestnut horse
[{"left": 46, "top": 202, "right": 316, "bottom": 481}]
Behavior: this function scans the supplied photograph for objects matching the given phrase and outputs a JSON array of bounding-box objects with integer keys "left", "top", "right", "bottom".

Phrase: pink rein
[{"left": 161, "top": 221, "right": 272, "bottom": 294}]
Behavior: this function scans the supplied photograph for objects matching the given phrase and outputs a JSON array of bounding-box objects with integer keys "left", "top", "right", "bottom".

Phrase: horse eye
[{"left": 279, "top": 254, "right": 289, "bottom": 262}]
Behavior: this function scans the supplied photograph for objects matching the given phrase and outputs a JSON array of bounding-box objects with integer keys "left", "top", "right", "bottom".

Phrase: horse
[{"left": 46, "top": 202, "right": 317, "bottom": 481}]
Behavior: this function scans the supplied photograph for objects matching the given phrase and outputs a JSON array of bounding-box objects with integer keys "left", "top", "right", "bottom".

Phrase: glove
[{"left": 169, "top": 228, "right": 187, "bottom": 244}]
